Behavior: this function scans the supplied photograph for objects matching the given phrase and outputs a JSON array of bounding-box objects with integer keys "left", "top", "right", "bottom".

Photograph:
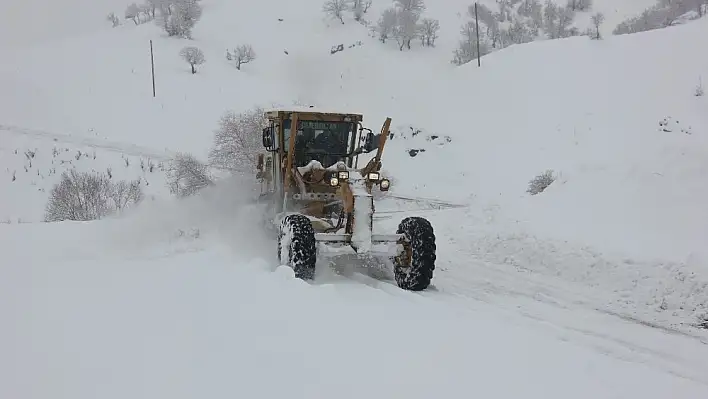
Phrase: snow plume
[{"left": 100, "top": 173, "right": 270, "bottom": 259}]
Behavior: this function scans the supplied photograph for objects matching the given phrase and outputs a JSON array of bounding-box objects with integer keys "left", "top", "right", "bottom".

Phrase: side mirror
[
  {"left": 363, "top": 132, "right": 380, "bottom": 153},
  {"left": 262, "top": 127, "right": 273, "bottom": 148}
]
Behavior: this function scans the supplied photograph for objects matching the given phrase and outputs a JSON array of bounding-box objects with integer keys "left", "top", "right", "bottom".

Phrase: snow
[
  {"left": 3, "top": 191, "right": 708, "bottom": 399},
  {"left": 350, "top": 171, "right": 374, "bottom": 252},
  {"left": 1, "top": 0, "right": 708, "bottom": 396}
]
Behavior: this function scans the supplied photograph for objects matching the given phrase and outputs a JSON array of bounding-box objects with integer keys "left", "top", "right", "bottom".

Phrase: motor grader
[{"left": 255, "top": 107, "right": 435, "bottom": 291}]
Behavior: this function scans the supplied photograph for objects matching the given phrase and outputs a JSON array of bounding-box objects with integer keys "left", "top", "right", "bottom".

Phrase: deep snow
[
  {"left": 1, "top": 0, "right": 708, "bottom": 397},
  {"left": 2, "top": 185, "right": 708, "bottom": 399}
]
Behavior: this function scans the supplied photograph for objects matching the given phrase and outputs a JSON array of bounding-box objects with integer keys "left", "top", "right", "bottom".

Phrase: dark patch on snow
[
  {"left": 408, "top": 149, "right": 426, "bottom": 157},
  {"left": 330, "top": 41, "right": 363, "bottom": 55},
  {"left": 659, "top": 116, "right": 692, "bottom": 135},
  {"left": 698, "top": 316, "right": 708, "bottom": 330}
]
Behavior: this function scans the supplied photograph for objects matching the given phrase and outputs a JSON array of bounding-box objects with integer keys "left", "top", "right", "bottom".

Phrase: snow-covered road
[{"left": 2, "top": 192, "right": 708, "bottom": 399}]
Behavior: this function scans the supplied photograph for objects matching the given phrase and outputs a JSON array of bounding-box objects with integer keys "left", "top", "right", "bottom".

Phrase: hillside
[{"left": 1, "top": 1, "right": 708, "bottom": 397}]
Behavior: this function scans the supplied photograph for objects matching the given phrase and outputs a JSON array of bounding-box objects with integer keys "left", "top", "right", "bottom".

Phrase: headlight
[
  {"left": 338, "top": 171, "right": 349, "bottom": 180},
  {"left": 367, "top": 172, "right": 380, "bottom": 181},
  {"left": 329, "top": 177, "right": 339, "bottom": 186},
  {"left": 379, "top": 178, "right": 390, "bottom": 191}
]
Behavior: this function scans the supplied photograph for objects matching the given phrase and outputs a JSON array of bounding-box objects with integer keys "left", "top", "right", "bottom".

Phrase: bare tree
[
  {"left": 543, "top": 0, "right": 560, "bottom": 38},
  {"left": 145, "top": 0, "right": 160, "bottom": 18},
  {"left": 518, "top": 0, "right": 541, "bottom": 17},
  {"left": 527, "top": 0, "right": 544, "bottom": 32},
  {"left": 419, "top": 18, "right": 440, "bottom": 46},
  {"left": 110, "top": 179, "right": 144, "bottom": 211},
  {"left": 376, "top": 8, "right": 398, "bottom": 42},
  {"left": 566, "top": 0, "right": 593, "bottom": 11},
  {"left": 349, "top": 0, "right": 372, "bottom": 20},
  {"left": 138, "top": 3, "right": 153, "bottom": 21},
  {"left": 209, "top": 106, "right": 267, "bottom": 173},
  {"left": 505, "top": 19, "right": 534, "bottom": 45},
  {"left": 393, "top": 9, "right": 420, "bottom": 50},
  {"left": 556, "top": 6, "right": 576, "bottom": 37},
  {"left": 452, "top": 21, "right": 490, "bottom": 66},
  {"left": 159, "top": 0, "right": 202, "bottom": 38},
  {"left": 395, "top": 0, "right": 426, "bottom": 14},
  {"left": 232, "top": 44, "right": 256, "bottom": 70},
  {"left": 363, "top": 0, "right": 373, "bottom": 13},
  {"left": 590, "top": 12, "right": 605, "bottom": 39},
  {"left": 612, "top": 0, "right": 701, "bottom": 35},
  {"left": 125, "top": 3, "right": 141, "bottom": 25},
  {"left": 166, "top": 153, "right": 213, "bottom": 197},
  {"left": 471, "top": 3, "right": 502, "bottom": 48},
  {"left": 180, "top": 46, "right": 205, "bottom": 74},
  {"left": 323, "top": 0, "right": 348, "bottom": 24},
  {"left": 107, "top": 12, "right": 120, "bottom": 27}
]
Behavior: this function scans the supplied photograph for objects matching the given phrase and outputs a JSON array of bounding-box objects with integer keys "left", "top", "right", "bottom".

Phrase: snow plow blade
[
  {"left": 314, "top": 234, "right": 403, "bottom": 242},
  {"left": 315, "top": 233, "right": 403, "bottom": 255}
]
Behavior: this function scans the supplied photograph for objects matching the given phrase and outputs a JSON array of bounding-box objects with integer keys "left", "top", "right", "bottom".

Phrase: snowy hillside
[{"left": 2, "top": 0, "right": 708, "bottom": 397}]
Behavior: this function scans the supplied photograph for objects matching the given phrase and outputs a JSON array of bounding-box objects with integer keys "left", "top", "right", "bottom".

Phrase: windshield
[{"left": 283, "top": 119, "right": 353, "bottom": 167}]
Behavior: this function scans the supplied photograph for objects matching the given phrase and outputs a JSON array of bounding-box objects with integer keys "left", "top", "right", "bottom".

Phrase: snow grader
[{"left": 255, "top": 107, "right": 436, "bottom": 291}]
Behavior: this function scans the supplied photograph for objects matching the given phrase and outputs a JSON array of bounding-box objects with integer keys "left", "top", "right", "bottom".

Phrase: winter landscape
[{"left": 1, "top": 0, "right": 708, "bottom": 397}]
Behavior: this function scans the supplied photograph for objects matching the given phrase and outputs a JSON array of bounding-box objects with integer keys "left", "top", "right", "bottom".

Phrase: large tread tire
[
  {"left": 393, "top": 216, "right": 436, "bottom": 291},
  {"left": 278, "top": 214, "right": 317, "bottom": 280}
]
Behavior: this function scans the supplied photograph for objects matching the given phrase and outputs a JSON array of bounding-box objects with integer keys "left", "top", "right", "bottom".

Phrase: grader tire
[
  {"left": 393, "top": 216, "right": 436, "bottom": 291},
  {"left": 278, "top": 214, "right": 317, "bottom": 280}
]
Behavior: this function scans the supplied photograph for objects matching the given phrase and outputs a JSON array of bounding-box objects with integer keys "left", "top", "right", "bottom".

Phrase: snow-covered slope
[{"left": 2, "top": 0, "right": 708, "bottom": 396}]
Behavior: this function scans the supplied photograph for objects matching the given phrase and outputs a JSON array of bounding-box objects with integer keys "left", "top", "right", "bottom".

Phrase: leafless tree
[
  {"left": 166, "top": 152, "right": 213, "bottom": 197},
  {"left": 452, "top": 21, "right": 490, "bottom": 66},
  {"left": 107, "top": 12, "right": 120, "bottom": 27},
  {"left": 125, "top": 3, "right": 141, "bottom": 25},
  {"left": 612, "top": 0, "right": 703, "bottom": 35},
  {"left": 556, "top": 6, "right": 577, "bottom": 37},
  {"left": 419, "top": 18, "right": 440, "bottom": 46},
  {"left": 180, "top": 46, "right": 205, "bottom": 74},
  {"left": 349, "top": 0, "right": 371, "bottom": 20},
  {"left": 395, "top": 0, "right": 426, "bottom": 14},
  {"left": 590, "top": 12, "right": 605, "bottom": 39},
  {"left": 376, "top": 8, "right": 398, "bottom": 42},
  {"left": 159, "top": 0, "right": 202, "bottom": 38},
  {"left": 111, "top": 179, "right": 144, "bottom": 211},
  {"left": 232, "top": 44, "right": 256, "bottom": 70},
  {"left": 393, "top": 9, "right": 420, "bottom": 50},
  {"left": 323, "top": 0, "right": 348, "bottom": 24},
  {"left": 566, "top": 0, "right": 593, "bottom": 11},
  {"left": 209, "top": 106, "right": 267, "bottom": 174}
]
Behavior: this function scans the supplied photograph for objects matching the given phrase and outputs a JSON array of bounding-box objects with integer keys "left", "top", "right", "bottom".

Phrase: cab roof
[{"left": 264, "top": 106, "right": 364, "bottom": 122}]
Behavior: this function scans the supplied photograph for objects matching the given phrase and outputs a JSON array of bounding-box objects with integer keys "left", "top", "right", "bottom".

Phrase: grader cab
[{"left": 255, "top": 108, "right": 435, "bottom": 291}]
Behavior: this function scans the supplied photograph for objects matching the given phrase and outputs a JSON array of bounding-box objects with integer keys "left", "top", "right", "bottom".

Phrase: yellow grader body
[{"left": 255, "top": 108, "right": 436, "bottom": 291}]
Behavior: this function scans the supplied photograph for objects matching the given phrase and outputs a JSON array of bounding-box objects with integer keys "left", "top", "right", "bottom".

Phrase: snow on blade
[{"left": 350, "top": 172, "right": 373, "bottom": 253}]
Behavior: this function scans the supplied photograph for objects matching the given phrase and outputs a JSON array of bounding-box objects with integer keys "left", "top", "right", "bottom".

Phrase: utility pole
[
  {"left": 474, "top": 3, "right": 481, "bottom": 67},
  {"left": 150, "top": 40, "right": 156, "bottom": 97}
]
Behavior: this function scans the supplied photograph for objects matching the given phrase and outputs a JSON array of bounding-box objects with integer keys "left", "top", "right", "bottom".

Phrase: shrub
[
  {"left": 44, "top": 170, "right": 143, "bottom": 222},
  {"left": 166, "top": 152, "right": 213, "bottom": 197},
  {"left": 527, "top": 170, "right": 555, "bottom": 195}
]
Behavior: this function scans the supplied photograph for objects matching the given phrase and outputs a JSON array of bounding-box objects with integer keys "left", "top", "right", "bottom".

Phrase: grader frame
[{"left": 256, "top": 108, "right": 436, "bottom": 291}]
